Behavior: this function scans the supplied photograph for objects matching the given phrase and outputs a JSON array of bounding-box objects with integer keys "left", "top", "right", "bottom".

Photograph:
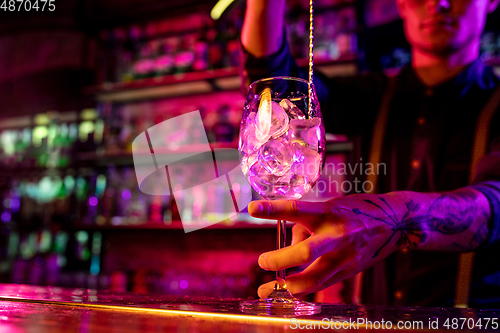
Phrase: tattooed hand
[{"left": 250, "top": 188, "right": 491, "bottom": 298}]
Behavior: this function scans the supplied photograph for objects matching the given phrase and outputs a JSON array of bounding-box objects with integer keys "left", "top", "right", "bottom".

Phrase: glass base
[{"left": 240, "top": 289, "right": 322, "bottom": 317}]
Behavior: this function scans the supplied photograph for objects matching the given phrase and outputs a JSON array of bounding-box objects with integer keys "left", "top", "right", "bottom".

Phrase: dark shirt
[{"left": 240, "top": 39, "right": 500, "bottom": 307}]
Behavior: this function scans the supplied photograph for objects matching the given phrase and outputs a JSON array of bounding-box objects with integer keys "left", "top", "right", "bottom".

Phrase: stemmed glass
[{"left": 238, "top": 77, "right": 326, "bottom": 316}]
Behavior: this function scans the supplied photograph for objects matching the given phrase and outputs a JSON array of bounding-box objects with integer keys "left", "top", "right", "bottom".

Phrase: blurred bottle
[
  {"left": 97, "top": 29, "right": 114, "bottom": 83},
  {"left": 162, "top": 194, "right": 172, "bottom": 224},
  {"left": 132, "top": 268, "right": 148, "bottom": 293},
  {"left": 100, "top": 166, "right": 117, "bottom": 225},
  {"left": 181, "top": 187, "right": 193, "bottom": 223},
  {"left": 114, "top": 27, "right": 134, "bottom": 83},
  {"left": 155, "top": 38, "right": 175, "bottom": 76},
  {"left": 77, "top": 109, "right": 99, "bottom": 153},
  {"left": 99, "top": 102, "right": 123, "bottom": 154},
  {"left": 14, "top": 128, "right": 31, "bottom": 166},
  {"left": 45, "top": 119, "right": 61, "bottom": 169},
  {"left": 190, "top": 167, "right": 206, "bottom": 221},
  {"left": 51, "top": 173, "right": 72, "bottom": 228},
  {"left": 94, "top": 174, "right": 107, "bottom": 225},
  {"left": 28, "top": 229, "right": 51, "bottom": 285},
  {"left": 94, "top": 117, "right": 105, "bottom": 153},
  {"left": 120, "top": 107, "right": 147, "bottom": 153},
  {"left": 148, "top": 190, "right": 163, "bottom": 224},
  {"left": 169, "top": 167, "right": 184, "bottom": 222},
  {"left": 113, "top": 168, "right": 128, "bottom": 226},
  {"left": 133, "top": 41, "right": 156, "bottom": 79},
  {"left": 64, "top": 230, "right": 91, "bottom": 279},
  {"left": 18, "top": 176, "right": 36, "bottom": 228},
  {"left": 120, "top": 52, "right": 134, "bottom": 83},
  {"left": 32, "top": 118, "right": 49, "bottom": 168},
  {"left": 89, "top": 231, "right": 102, "bottom": 277},
  {"left": 63, "top": 173, "right": 78, "bottom": 224},
  {"left": 75, "top": 172, "right": 89, "bottom": 224},
  {"left": 193, "top": 32, "right": 209, "bottom": 72},
  {"left": 4, "top": 182, "right": 21, "bottom": 224},
  {"left": 225, "top": 23, "right": 240, "bottom": 68},
  {"left": 123, "top": 167, "right": 147, "bottom": 225},
  {"left": 205, "top": 183, "right": 216, "bottom": 222},
  {"left": 1, "top": 225, "right": 18, "bottom": 282},
  {"left": 12, "top": 231, "right": 37, "bottom": 283},
  {"left": 110, "top": 270, "right": 128, "bottom": 292},
  {"left": 83, "top": 172, "right": 98, "bottom": 225},
  {"left": 57, "top": 123, "right": 72, "bottom": 168},
  {"left": 47, "top": 230, "right": 69, "bottom": 285},
  {"left": 207, "top": 27, "right": 224, "bottom": 70},
  {"left": 110, "top": 28, "right": 128, "bottom": 83},
  {"left": 211, "top": 105, "right": 236, "bottom": 143},
  {"left": 169, "top": 193, "right": 180, "bottom": 222},
  {"left": 174, "top": 34, "right": 196, "bottom": 74}
]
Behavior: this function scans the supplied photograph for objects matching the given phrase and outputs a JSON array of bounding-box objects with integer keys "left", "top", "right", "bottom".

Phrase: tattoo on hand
[
  {"left": 352, "top": 190, "right": 489, "bottom": 258},
  {"left": 442, "top": 223, "right": 490, "bottom": 251}
]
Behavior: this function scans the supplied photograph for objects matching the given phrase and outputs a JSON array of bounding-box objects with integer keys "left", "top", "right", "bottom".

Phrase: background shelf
[
  {"left": 71, "top": 220, "right": 280, "bottom": 230},
  {"left": 86, "top": 55, "right": 358, "bottom": 103},
  {"left": 77, "top": 140, "right": 353, "bottom": 166}
]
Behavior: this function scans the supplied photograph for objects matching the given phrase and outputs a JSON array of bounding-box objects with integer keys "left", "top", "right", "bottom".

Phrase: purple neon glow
[
  {"left": 226, "top": 277, "right": 234, "bottom": 286},
  {"left": 211, "top": 276, "right": 220, "bottom": 285},
  {"left": 240, "top": 277, "right": 250, "bottom": 286},
  {"left": 1, "top": 211, "right": 11, "bottom": 223},
  {"left": 112, "top": 217, "right": 122, "bottom": 226},
  {"left": 88, "top": 207, "right": 97, "bottom": 217},
  {"left": 179, "top": 280, "right": 188, "bottom": 289},
  {"left": 122, "top": 189, "right": 131, "bottom": 200},
  {"left": 88, "top": 196, "right": 98, "bottom": 206},
  {"left": 34, "top": 256, "right": 44, "bottom": 266},
  {"left": 241, "top": 184, "right": 250, "bottom": 194},
  {"left": 10, "top": 198, "right": 20, "bottom": 211}
]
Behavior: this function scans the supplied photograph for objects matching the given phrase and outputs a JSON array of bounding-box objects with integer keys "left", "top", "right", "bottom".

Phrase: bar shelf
[
  {"left": 85, "top": 55, "right": 357, "bottom": 103},
  {"left": 78, "top": 140, "right": 352, "bottom": 166},
  {"left": 71, "top": 220, "right": 279, "bottom": 231}
]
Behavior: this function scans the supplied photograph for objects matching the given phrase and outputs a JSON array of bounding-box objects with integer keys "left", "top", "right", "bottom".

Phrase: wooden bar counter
[{"left": 0, "top": 284, "right": 498, "bottom": 332}]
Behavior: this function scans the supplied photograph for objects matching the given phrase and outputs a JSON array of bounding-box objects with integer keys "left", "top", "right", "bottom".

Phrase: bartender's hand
[{"left": 249, "top": 189, "right": 491, "bottom": 298}]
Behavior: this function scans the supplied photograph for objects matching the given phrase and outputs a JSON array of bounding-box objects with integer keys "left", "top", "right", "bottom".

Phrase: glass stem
[{"left": 275, "top": 219, "right": 287, "bottom": 290}]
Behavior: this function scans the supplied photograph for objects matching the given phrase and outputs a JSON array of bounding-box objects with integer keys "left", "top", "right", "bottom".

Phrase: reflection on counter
[{"left": 1, "top": 284, "right": 499, "bottom": 333}]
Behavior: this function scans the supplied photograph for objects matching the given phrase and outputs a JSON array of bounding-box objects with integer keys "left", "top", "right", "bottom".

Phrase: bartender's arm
[
  {"left": 241, "top": 0, "right": 285, "bottom": 58},
  {"left": 251, "top": 183, "right": 500, "bottom": 298}
]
